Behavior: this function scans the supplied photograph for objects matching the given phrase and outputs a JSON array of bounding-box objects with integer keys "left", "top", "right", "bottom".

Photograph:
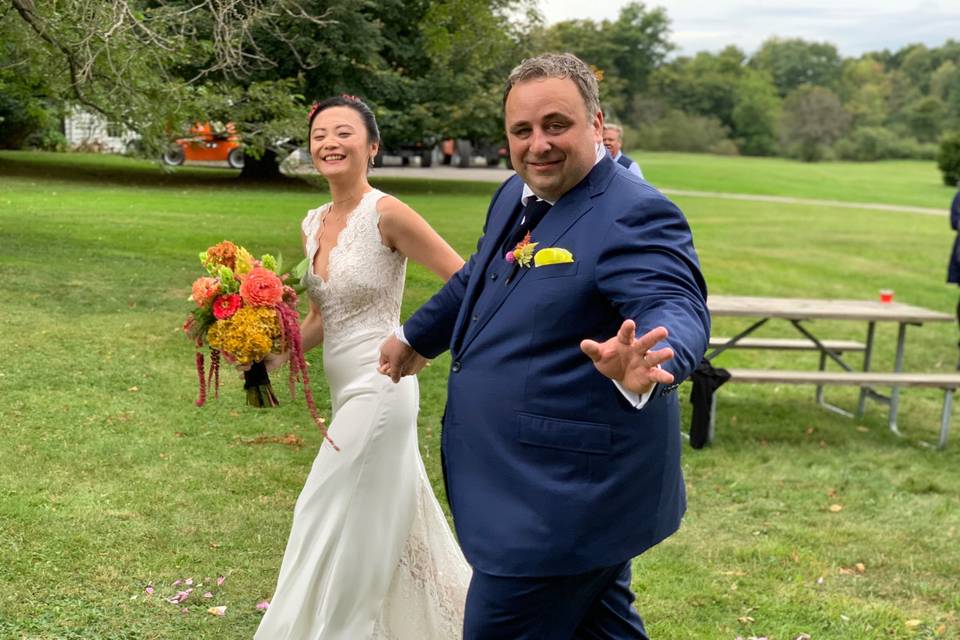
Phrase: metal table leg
[
  {"left": 888, "top": 323, "right": 908, "bottom": 436},
  {"left": 938, "top": 389, "right": 954, "bottom": 449},
  {"left": 856, "top": 322, "right": 876, "bottom": 418}
]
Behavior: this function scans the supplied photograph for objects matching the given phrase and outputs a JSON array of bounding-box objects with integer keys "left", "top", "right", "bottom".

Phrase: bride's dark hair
[{"left": 307, "top": 95, "right": 380, "bottom": 144}]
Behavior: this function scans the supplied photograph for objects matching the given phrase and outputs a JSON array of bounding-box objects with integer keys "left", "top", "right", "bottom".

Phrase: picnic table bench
[{"left": 698, "top": 295, "right": 956, "bottom": 448}]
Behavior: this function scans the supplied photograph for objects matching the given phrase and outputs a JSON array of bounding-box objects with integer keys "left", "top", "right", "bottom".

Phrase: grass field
[
  {"left": 1, "top": 150, "right": 958, "bottom": 639},
  {"left": 638, "top": 151, "right": 955, "bottom": 211}
]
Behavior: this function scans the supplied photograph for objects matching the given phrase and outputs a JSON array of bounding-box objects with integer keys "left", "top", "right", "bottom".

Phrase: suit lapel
[
  {"left": 457, "top": 157, "right": 619, "bottom": 357},
  {"left": 450, "top": 181, "right": 524, "bottom": 353},
  {"left": 457, "top": 178, "right": 596, "bottom": 357}
]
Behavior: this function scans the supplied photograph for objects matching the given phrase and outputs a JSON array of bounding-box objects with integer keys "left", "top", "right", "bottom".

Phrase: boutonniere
[
  {"left": 534, "top": 247, "right": 575, "bottom": 267},
  {"left": 505, "top": 232, "right": 538, "bottom": 268}
]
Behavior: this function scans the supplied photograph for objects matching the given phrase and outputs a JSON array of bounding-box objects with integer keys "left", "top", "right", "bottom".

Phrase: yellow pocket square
[{"left": 534, "top": 247, "right": 575, "bottom": 267}]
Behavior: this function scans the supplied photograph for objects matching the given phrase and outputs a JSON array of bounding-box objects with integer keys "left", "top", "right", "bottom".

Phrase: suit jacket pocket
[
  {"left": 517, "top": 412, "right": 611, "bottom": 454},
  {"left": 529, "top": 261, "right": 579, "bottom": 279}
]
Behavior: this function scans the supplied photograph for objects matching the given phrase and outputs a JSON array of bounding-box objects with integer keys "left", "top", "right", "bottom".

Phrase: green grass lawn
[
  {"left": 1, "top": 150, "right": 958, "bottom": 639},
  {"left": 636, "top": 151, "right": 956, "bottom": 211}
]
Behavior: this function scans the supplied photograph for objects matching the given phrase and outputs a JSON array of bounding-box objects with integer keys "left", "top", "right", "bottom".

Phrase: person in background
[{"left": 603, "top": 123, "right": 643, "bottom": 178}]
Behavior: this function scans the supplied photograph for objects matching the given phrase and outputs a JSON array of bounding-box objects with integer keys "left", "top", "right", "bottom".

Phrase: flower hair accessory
[
  {"left": 306, "top": 101, "right": 322, "bottom": 124},
  {"left": 307, "top": 94, "right": 366, "bottom": 124}
]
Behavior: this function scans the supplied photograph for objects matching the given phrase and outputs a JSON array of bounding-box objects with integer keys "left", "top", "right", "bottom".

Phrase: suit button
[
  {"left": 490, "top": 273, "right": 498, "bottom": 281},
  {"left": 451, "top": 361, "right": 462, "bottom": 373},
  {"left": 471, "top": 313, "right": 478, "bottom": 322}
]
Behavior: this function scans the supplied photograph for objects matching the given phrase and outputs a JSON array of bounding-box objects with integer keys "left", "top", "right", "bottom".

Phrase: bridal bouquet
[{"left": 183, "top": 240, "right": 337, "bottom": 449}]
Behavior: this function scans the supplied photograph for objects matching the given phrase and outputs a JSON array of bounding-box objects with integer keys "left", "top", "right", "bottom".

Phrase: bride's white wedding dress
[{"left": 254, "top": 189, "right": 470, "bottom": 640}]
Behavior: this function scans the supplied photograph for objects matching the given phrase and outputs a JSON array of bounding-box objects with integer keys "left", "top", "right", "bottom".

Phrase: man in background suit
[
  {"left": 380, "top": 53, "right": 709, "bottom": 639},
  {"left": 603, "top": 122, "right": 644, "bottom": 178}
]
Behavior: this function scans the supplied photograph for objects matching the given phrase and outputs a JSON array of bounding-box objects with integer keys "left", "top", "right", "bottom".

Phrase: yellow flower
[
  {"left": 235, "top": 246, "right": 256, "bottom": 275},
  {"left": 206, "top": 305, "right": 281, "bottom": 364}
]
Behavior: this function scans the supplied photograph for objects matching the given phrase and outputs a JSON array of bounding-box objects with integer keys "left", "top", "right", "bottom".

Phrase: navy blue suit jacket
[{"left": 405, "top": 156, "right": 710, "bottom": 576}]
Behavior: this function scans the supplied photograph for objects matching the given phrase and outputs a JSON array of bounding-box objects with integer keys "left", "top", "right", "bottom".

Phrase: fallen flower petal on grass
[
  {"left": 217, "top": 575, "right": 226, "bottom": 586},
  {"left": 144, "top": 584, "right": 154, "bottom": 595},
  {"left": 256, "top": 600, "right": 270, "bottom": 611},
  {"left": 167, "top": 588, "right": 193, "bottom": 604},
  {"left": 208, "top": 605, "right": 227, "bottom": 616},
  {"left": 203, "top": 591, "right": 214, "bottom": 599}
]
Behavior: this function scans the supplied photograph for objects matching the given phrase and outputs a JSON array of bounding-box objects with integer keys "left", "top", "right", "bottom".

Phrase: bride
[{"left": 254, "top": 95, "right": 470, "bottom": 639}]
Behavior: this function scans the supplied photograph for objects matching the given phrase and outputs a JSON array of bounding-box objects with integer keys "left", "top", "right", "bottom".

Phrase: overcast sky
[{"left": 536, "top": 0, "right": 960, "bottom": 57}]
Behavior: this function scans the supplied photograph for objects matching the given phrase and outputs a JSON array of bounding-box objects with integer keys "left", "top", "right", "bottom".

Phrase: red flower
[
  {"left": 239, "top": 266, "right": 284, "bottom": 307},
  {"left": 212, "top": 294, "right": 242, "bottom": 319}
]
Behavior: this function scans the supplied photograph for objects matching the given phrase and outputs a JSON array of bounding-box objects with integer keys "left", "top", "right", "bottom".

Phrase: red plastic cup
[{"left": 879, "top": 289, "right": 894, "bottom": 303}]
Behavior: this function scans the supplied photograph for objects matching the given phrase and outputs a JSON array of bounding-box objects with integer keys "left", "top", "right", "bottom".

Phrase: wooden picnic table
[{"left": 706, "top": 295, "right": 955, "bottom": 435}]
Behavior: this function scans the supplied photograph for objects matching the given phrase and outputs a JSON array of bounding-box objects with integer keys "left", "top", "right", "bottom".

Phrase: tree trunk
[{"left": 238, "top": 148, "right": 282, "bottom": 181}]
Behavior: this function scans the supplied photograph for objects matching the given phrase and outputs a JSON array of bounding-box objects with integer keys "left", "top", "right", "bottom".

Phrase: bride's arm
[
  {"left": 298, "top": 227, "right": 324, "bottom": 352},
  {"left": 376, "top": 196, "right": 465, "bottom": 281},
  {"left": 299, "top": 300, "right": 324, "bottom": 352}
]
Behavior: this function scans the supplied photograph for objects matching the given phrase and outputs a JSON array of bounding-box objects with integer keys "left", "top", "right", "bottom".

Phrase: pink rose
[{"left": 239, "top": 267, "right": 284, "bottom": 307}]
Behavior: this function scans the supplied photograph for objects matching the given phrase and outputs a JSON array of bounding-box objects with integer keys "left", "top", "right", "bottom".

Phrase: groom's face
[{"left": 505, "top": 77, "right": 603, "bottom": 203}]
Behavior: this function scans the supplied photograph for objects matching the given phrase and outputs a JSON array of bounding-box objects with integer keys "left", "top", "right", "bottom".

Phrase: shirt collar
[{"left": 520, "top": 142, "right": 606, "bottom": 207}]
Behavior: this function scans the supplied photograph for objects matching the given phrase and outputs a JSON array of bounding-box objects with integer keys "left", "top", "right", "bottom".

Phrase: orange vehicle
[{"left": 162, "top": 121, "right": 244, "bottom": 168}]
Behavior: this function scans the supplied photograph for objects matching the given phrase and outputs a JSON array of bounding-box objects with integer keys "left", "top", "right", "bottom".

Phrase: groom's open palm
[{"left": 580, "top": 320, "right": 675, "bottom": 396}]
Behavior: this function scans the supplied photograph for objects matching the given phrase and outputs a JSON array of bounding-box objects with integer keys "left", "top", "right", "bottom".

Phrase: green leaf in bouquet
[
  {"left": 289, "top": 257, "right": 309, "bottom": 296},
  {"left": 291, "top": 257, "right": 308, "bottom": 281}
]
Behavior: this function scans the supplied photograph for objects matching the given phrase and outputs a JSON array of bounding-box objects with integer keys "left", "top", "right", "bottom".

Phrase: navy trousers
[{"left": 463, "top": 561, "right": 649, "bottom": 640}]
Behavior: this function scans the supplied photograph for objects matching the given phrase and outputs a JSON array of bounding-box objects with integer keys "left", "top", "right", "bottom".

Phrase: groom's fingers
[
  {"left": 633, "top": 326, "right": 669, "bottom": 353},
  {"left": 648, "top": 366, "right": 675, "bottom": 385},
  {"left": 642, "top": 347, "right": 675, "bottom": 368},
  {"left": 580, "top": 339, "right": 602, "bottom": 362},
  {"left": 617, "top": 319, "right": 636, "bottom": 345}
]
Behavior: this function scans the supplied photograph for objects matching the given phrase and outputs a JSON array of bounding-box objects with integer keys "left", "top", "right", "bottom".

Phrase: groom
[{"left": 380, "top": 52, "right": 709, "bottom": 639}]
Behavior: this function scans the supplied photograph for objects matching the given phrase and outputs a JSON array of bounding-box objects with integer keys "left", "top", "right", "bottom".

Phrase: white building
[{"left": 63, "top": 107, "right": 139, "bottom": 153}]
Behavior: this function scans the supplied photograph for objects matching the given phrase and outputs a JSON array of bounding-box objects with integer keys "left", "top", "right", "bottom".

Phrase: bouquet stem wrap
[{"left": 243, "top": 360, "right": 279, "bottom": 408}]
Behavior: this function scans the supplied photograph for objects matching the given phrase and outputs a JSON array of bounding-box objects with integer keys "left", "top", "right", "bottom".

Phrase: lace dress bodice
[{"left": 302, "top": 189, "right": 406, "bottom": 344}]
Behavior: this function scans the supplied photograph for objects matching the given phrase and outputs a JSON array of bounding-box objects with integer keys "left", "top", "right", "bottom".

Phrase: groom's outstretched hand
[
  {"left": 580, "top": 320, "right": 675, "bottom": 395},
  {"left": 379, "top": 334, "right": 429, "bottom": 383}
]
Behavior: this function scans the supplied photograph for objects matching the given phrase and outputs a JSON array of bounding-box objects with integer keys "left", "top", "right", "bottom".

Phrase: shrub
[
  {"left": 634, "top": 109, "right": 735, "bottom": 154},
  {"left": 937, "top": 132, "right": 960, "bottom": 186}
]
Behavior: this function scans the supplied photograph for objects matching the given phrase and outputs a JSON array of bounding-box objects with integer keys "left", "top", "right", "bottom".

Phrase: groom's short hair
[{"left": 503, "top": 53, "right": 601, "bottom": 118}]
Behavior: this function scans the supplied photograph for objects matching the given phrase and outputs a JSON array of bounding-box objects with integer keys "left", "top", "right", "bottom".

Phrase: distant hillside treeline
[{"left": 537, "top": 7, "right": 960, "bottom": 162}]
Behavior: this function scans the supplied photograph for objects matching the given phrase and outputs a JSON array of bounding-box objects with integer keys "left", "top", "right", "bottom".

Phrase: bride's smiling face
[{"left": 309, "top": 106, "right": 378, "bottom": 180}]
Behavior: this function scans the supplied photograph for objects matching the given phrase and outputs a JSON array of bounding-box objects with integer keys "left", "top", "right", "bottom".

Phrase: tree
[
  {"left": 838, "top": 57, "right": 891, "bottom": 128},
  {"left": 779, "top": 85, "right": 850, "bottom": 161},
  {"left": 2, "top": 0, "right": 526, "bottom": 178},
  {"left": 538, "top": 2, "right": 672, "bottom": 118},
  {"left": 732, "top": 71, "right": 781, "bottom": 156},
  {"left": 751, "top": 37, "right": 842, "bottom": 97},
  {"left": 651, "top": 46, "right": 748, "bottom": 130},
  {"left": 937, "top": 132, "right": 960, "bottom": 186}
]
